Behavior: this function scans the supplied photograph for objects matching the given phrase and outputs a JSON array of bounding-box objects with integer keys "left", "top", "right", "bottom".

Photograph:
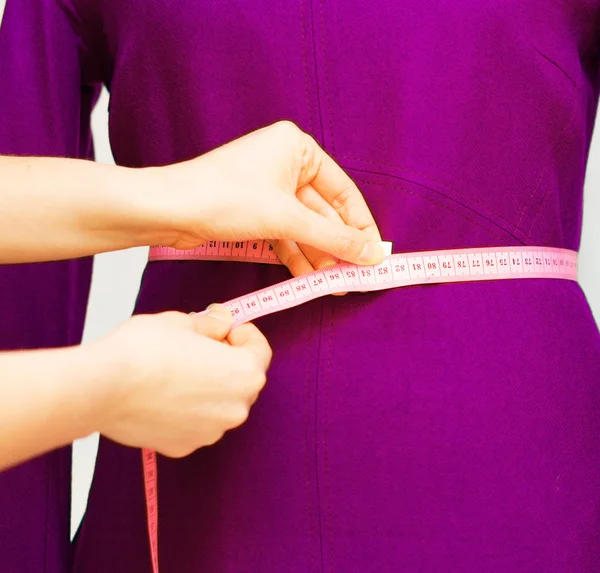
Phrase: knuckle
[
  {"left": 300, "top": 131, "right": 318, "bottom": 151},
  {"left": 312, "top": 253, "right": 337, "bottom": 269},
  {"left": 330, "top": 185, "right": 355, "bottom": 212},
  {"left": 338, "top": 229, "right": 362, "bottom": 257},
  {"left": 273, "top": 119, "right": 300, "bottom": 137},
  {"left": 260, "top": 372, "right": 268, "bottom": 391},
  {"left": 163, "top": 444, "right": 193, "bottom": 459},
  {"left": 227, "top": 406, "right": 250, "bottom": 428},
  {"left": 265, "top": 342, "right": 273, "bottom": 362},
  {"left": 203, "top": 430, "right": 226, "bottom": 447},
  {"left": 282, "top": 249, "right": 307, "bottom": 271},
  {"left": 252, "top": 369, "right": 268, "bottom": 392},
  {"left": 237, "top": 354, "right": 267, "bottom": 392}
]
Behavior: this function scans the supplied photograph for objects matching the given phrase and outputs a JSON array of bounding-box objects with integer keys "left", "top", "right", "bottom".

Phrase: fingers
[
  {"left": 272, "top": 185, "right": 339, "bottom": 276},
  {"left": 295, "top": 184, "right": 342, "bottom": 270},
  {"left": 297, "top": 133, "right": 382, "bottom": 241},
  {"left": 287, "top": 201, "right": 385, "bottom": 265},
  {"left": 190, "top": 304, "right": 233, "bottom": 341},
  {"left": 296, "top": 183, "right": 343, "bottom": 223},
  {"left": 271, "top": 239, "right": 315, "bottom": 277},
  {"left": 227, "top": 322, "right": 273, "bottom": 371},
  {"left": 293, "top": 184, "right": 347, "bottom": 294}
]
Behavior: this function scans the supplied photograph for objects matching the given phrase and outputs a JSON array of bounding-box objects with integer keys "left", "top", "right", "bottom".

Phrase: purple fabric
[
  {"left": 71, "top": 1, "right": 600, "bottom": 572},
  {"left": 69, "top": 2, "right": 600, "bottom": 571},
  {"left": 0, "top": 1, "right": 96, "bottom": 572},
  {"left": 4, "top": 0, "right": 598, "bottom": 571}
]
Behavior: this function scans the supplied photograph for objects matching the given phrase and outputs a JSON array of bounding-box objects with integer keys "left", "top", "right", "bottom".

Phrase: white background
[{"left": 65, "top": 88, "right": 600, "bottom": 535}]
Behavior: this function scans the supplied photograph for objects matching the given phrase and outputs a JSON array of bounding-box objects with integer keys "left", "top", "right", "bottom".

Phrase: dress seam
[
  {"left": 324, "top": 308, "right": 335, "bottom": 573},
  {"left": 514, "top": 107, "right": 576, "bottom": 233},
  {"left": 347, "top": 174, "right": 525, "bottom": 244},
  {"left": 309, "top": 0, "right": 326, "bottom": 147},
  {"left": 320, "top": 0, "right": 335, "bottom": 154},
  {"left": 314, "top": 300, "right": 327, "bottom": 573},
  {"left": 305, "top": 303, "right": 318, "bottom": 573},
  {"left": 523, "top": 110, "right": 579, "bottom": 239}
]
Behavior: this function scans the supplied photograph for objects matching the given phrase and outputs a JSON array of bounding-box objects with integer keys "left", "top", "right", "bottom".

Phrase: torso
[{"left": 67, "top": 2, "right": 600, "bottom": 571}]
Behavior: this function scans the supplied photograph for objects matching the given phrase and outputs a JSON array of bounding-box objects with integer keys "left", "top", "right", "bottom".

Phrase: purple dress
[
  {"left": 0, "top": 1, "right": 96, "bottom": 572},
  {"left": 73, "top": 0, "right": 600, "bottom": 571}
]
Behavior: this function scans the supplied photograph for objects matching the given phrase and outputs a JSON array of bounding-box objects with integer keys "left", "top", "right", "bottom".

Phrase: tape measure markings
[
  {"left": 142, "top": 242, "right": 577, "bottom": 573},
  {"left": 149, "top": 240, "right": 280, "bottom": 264},
  {"left": 142, "top": 449, "right": 159, "bottom": 573},
  {"left": 150, "top": 244, "right": 577, "bottom": 327}
]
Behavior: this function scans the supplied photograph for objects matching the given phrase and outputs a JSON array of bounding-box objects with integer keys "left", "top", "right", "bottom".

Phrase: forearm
[
  {"left": 0, "top": 156, "right": 175, "bottom": 263},
  {"left": 0, "top": 344, "right": 112, "bottom": 471}
]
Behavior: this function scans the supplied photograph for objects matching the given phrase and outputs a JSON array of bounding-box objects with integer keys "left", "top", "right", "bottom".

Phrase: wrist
[
  {"left": 64, "top": 341, "right": 125, "bottom": 439},
  {"left": 84, "top": 163, "right": 184, "bottom": 249},
  {"left": 128, "top": 165, "right": 196, "bottom": 248}
]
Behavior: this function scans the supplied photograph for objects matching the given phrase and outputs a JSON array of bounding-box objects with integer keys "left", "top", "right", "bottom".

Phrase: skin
[
  {"left": 0, "top": 121, "right": 384, "bottom": 471},
  {"left": 0, "top": 121, "right": 383, "bottom": 269}
]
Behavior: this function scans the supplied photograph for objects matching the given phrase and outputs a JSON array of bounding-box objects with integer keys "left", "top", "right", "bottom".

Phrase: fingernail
[
  {"left": 358, "top": 241, "right": 385, "bottom": 264},
  {"left": 316, "top": 258, "right": 338, "bottom": 270},
  {"left": 205, "top": 303, "right": 232, "bottom": 322}
]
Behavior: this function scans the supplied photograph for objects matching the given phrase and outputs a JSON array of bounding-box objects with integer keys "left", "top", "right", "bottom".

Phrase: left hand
[{"left": 145, "top": 121, "right": 385, "bottom": 276}]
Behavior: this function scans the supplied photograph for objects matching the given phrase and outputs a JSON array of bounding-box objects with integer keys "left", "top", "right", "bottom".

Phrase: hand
[
  {"left": 89, "top": 305, "right": 272, "bottom": 457},
  {"left": 148, "top": 121, "right": 385, "bottom": 276}
]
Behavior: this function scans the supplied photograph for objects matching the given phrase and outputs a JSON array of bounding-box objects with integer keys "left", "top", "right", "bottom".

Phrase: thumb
[
  {"left": 289, "top": 203, "right": 385, "bottom": 265},
  {"left": 227, "top": 323, "right": 273, "bottom": 371},
  {"left": 191, "top": 304, "right": 233, "bottom": 341}
]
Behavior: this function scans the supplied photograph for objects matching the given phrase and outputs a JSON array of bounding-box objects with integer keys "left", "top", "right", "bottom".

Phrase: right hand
[{"left": 89, "top": 305, "right": 271, "bottom": 457}]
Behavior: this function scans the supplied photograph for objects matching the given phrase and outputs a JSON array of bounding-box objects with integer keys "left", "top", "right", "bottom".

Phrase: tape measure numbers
[{"left": 142, "top": 241, "right": 578, "bottom": 573}]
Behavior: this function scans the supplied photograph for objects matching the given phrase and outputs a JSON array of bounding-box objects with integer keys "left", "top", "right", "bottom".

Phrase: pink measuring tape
[{"left": 141, "top": 241, "right": 578, "bottom": 573}]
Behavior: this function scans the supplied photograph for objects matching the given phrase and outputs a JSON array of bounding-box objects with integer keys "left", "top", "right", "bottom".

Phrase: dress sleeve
[{"left": 0, "top": 0, "right": 101, "bottom": 160}]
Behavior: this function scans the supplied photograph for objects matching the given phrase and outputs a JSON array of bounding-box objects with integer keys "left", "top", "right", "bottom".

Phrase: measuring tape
[{"left": 141, "top": 241, "right": 578, "bottom": 573}]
